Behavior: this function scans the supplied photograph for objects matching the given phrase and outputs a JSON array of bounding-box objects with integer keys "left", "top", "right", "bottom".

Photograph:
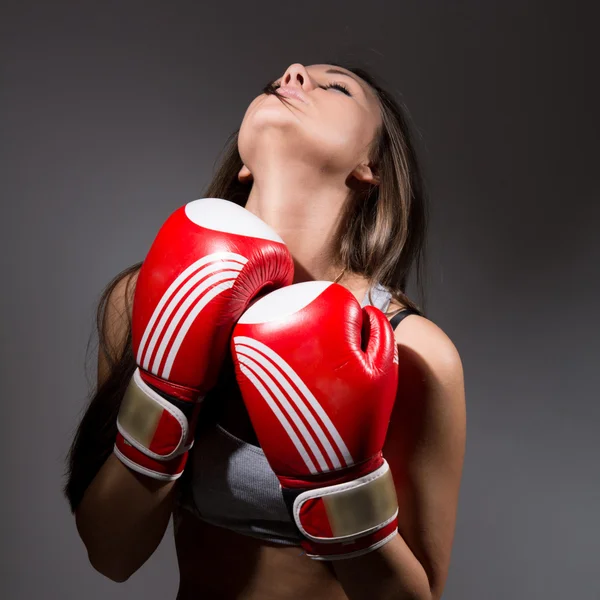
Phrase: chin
[
  {"left": 239, "top": 107, "right": 348, "bottom": 171},
  {"left": 248, "top": 108, "right": 301, "bottom": 134},
  {"left": 239, "top": 124, "right": 309, "bottom": 164}
]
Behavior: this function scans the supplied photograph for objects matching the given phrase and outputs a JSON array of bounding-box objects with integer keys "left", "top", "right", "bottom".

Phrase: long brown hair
[{"left": 63, "top": 62, "right": 429, "bottom": 512}]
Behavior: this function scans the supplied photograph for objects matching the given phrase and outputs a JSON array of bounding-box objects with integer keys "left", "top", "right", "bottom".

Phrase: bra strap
[{"left": 389, "top": 308, "right": 420, "bottom": 330}]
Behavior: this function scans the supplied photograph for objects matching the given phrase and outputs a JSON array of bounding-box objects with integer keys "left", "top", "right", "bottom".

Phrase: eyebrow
[{"left": 324, "top": 68, "right": 364, "bottom": 88}]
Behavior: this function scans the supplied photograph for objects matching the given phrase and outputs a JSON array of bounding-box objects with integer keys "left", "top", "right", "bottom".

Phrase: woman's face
[{"left": 238, "top": 63, "right": 382, "bottom": 180}]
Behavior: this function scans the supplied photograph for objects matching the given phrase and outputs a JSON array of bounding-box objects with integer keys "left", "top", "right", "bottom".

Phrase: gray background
[{"left": 1, "top": 1, "right": 598, "bottom": 598}]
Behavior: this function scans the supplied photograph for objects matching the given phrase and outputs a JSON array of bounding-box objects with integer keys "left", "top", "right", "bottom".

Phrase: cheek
[{"left": 312, "top": 107, "right": 373, "bottom": 156}]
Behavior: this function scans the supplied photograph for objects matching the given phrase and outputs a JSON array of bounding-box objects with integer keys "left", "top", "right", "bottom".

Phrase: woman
[{"left": 65, "top": 62, "right": 466, "bottom": 600}]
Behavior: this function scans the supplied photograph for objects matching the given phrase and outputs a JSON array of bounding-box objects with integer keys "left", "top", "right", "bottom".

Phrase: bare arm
[
  {"left": 76, "top": 455, "right": 177, "bottom": 581},
  {"left": 333, "top": 316, "right": 466, "bottom": 599},
  {"left": 75, "top": 271, "right": 179, "bottom": 582}
]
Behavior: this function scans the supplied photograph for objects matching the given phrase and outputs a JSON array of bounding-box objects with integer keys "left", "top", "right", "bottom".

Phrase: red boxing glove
[
  {"left": 231, "top": 281, "right": 399, "bottom": 560},
  {"left": 114, "top": 198, "right": 294, "bottom": 480}
]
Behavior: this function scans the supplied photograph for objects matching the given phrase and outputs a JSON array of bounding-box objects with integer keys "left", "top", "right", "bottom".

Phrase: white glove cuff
[
  {"left": 116, "top": 368, "right": 192, "bottom": 461},
  {"left": 293, "top": 460, "right": 398, "bottom": 544}
]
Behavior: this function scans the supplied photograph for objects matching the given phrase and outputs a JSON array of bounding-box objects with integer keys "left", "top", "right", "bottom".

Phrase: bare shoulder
[
  {"left": 384, "top": 313, "right": 466, "bottom": 598},
  {"left": 389, "top": 313, "right": 466, "bottom": 453},
  {"left": 393, "top": 313, "right": 464, "bottom": 381}
]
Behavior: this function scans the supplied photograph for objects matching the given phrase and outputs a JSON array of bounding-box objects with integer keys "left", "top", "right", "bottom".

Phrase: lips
[{"left": 276, "top": 86, "right": 307, "bottom": 103}]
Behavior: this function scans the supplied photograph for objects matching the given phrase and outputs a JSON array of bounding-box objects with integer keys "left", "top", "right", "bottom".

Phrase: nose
[{"left": 279, "top": 63, "right": 313, "bottom": 90}]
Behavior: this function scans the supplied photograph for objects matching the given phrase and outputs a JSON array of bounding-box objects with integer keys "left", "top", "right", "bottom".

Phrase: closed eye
[
  {"left": 267, "top": 80, "right": 352, "bottom": 97},
  {"left": 320, "top": 82, "right": 352, "bottom": 96}
]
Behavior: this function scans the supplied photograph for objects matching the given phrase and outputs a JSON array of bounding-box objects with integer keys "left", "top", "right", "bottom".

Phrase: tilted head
[{"left": 205, "top": 61, "right": 429, "bottom": 313}]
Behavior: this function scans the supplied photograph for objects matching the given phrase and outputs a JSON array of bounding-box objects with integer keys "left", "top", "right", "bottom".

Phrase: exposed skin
[
  {"left": 173, "top": 64, "right": 466, "bottom": 600},
  {"left": 80, "top": 63, "right": 466, "bottom": 600},
  {"left": 238, "top": 63, "right": 382, "bottom": 289}
]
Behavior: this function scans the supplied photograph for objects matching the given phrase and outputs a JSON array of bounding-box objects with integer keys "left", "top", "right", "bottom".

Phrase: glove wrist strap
[
  {"left": 284, "top": 460, "right": 399, "bottom": 560},
  {"left": 113, "top": 432, "right": 188, "bottom": 481},
  {"left": 114, "top": 368, "right": 202, "bottom": 479}
]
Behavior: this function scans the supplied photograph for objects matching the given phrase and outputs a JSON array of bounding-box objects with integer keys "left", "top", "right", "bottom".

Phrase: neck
[{"left": 244, "top": 163, "right": 348, "bottom": 284}]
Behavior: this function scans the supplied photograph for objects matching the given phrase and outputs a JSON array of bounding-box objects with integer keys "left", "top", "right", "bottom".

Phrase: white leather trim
[
  {"left": 237, "top": 281, "right": 332, "bottom": 325},
  {"left": 160, "top": 274, "right": 237, "bottom": 378},
  {"left": 238, "top": 362, "right": 318, "bottom": 474},
  {"left": 116, "top": 368, "right": 190, "bottom": 460},
  {"left": 307, "top": 529, "right": 399, "bottom": 561},
  {"left": 235, "top": 343, "right": 339, "bottom": 472},
  {"left": 293, "top": 461, "right": 395, "bottom": 542},
  {"left": 137, "top": 252, "right": 246, "bottom": 366},
  {"left": 184, "top": 198, "right": 284, "bottom": 242},
  {"left": 138, "top": 252, "right": 246, "bottom": 375},
  {"left": 113, "top": 444, "right": 183, "bottom": 481},
  {"left": 233, "top": 335, "right": 353, "bottom": 469},
  {"left": 236, "top": 350, "right": 327, "bottom": 471}
]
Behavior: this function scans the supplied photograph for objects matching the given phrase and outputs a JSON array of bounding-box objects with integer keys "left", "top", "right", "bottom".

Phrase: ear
[
  {"left": 351, "top": 163, "right": 380, "bottom": 186},
  {"left": 238, "top": 164, "right": 253, "bottom": 184}
]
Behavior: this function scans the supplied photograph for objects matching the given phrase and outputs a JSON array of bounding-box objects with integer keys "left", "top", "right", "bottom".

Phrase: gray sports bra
[{"left": 175, "top": 284, "right": 418, "bottom": 545}]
